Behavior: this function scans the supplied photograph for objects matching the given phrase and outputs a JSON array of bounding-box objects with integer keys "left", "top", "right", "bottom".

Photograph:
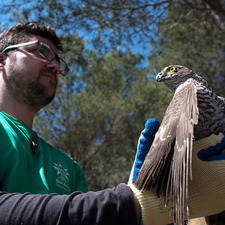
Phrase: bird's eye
[{"left": 169, "top": 66, "right": 177, "bottom": 72}]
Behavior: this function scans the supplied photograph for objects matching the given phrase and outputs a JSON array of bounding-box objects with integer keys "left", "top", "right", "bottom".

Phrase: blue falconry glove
[
  {"left": 197, "top": 133, "right": 225, "bottom": 162},
  {"left": 132, "top": 118, "right": 160, "bottom": 182}
]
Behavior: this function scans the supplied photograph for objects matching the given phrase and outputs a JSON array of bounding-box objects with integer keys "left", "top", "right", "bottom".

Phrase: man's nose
[{"left": 46, "top": 58, "right": 60, "bottom": 73}]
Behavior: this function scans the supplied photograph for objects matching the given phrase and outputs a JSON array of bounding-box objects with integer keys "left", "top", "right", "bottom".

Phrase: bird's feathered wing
[{"left": 134, "top": 81, "right": 199, "bottom": 224}]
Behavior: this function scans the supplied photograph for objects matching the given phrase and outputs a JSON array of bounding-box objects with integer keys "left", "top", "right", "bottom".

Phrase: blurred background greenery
[{"left": 0, "top": 0, "right": 224, "bottom": 193}]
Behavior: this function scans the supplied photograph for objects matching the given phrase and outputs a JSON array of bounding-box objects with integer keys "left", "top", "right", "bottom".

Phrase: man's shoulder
[{"left": 38, "top": 137, "right": 73, "bottom": 160}]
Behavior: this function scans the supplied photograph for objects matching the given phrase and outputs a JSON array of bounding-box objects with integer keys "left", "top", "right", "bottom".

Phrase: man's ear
[{"left": 0, "top": 53, "right": 5, "bottom": 71}]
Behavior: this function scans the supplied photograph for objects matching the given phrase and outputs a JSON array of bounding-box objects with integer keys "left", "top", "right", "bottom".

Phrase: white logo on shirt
[{"left": 53, "top": 162, "right": 71, "bottom": 193}]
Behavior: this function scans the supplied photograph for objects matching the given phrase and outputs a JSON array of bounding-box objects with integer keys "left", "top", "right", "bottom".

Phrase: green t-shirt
[{"left": 0, "top": 111, "right": 88, "bottom": 194}]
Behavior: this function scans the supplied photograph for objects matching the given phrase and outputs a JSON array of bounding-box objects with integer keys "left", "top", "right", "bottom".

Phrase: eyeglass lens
[
  {"left": 38, "top": 42, "right": 69, "bottom": 76},
  {"left": 2, "top": 41, "right": 69, "bottom": 76}
]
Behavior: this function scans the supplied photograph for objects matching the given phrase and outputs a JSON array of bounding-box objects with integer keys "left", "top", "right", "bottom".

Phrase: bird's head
[{"left": 156, "top": 65, "right": 196, "bottom": 93}]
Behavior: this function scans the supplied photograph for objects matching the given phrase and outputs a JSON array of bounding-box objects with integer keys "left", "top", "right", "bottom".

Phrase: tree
[
  {"left": 1, "top": 0, "right": 225, "bottom": 49},
  {"left": 33, "top": 34, "right": 170, "bottom": 189},
  {"left": 1, "top": 0, "right": 224, "bottom": 87},
  {"left": 1, "top": 0, "right": 224, "bottom": 190},
  {"left": 147, "top": 0, "right": 225, "bottom": 95}
]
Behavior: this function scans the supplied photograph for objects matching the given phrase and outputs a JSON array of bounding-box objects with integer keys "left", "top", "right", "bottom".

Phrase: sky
[{"left": 0, "top": 0, "right": 154, "bottom": 69}]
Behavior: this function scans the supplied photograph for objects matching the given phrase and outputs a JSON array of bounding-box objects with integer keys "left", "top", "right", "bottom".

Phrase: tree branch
[{"left": 202, "top": 0, "right": 225, "bottom": 33}]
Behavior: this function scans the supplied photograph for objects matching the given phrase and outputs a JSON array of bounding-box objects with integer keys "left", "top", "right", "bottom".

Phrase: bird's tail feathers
[{"left": 134, "top": 140, "right": 174, "bottom": 197}]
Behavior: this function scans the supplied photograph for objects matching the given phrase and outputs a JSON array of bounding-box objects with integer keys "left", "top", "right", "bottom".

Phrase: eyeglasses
[{"left": 2, "top": 41, "right": 69, "bottom": 76}]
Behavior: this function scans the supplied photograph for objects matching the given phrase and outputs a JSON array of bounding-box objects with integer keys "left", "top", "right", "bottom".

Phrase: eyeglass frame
[{"left": 2, "top": 40, "right": 69, "bottom": 76}]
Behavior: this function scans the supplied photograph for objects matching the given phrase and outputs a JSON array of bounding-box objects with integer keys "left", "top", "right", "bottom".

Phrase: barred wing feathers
[{"left": 134, "top": 82, "right": 199, "bottom": 225}]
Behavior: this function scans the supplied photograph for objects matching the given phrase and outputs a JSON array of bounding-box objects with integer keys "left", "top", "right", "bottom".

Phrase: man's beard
[{"left": 4, "top": 67, "right": 56, "bottom": 111}]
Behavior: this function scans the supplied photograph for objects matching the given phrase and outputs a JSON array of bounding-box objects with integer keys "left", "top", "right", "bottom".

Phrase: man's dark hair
[{"left": 0, "top": 22, "right": 65, "bottom": 52}]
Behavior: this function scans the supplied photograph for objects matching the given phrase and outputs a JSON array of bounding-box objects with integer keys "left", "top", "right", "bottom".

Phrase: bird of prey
[{"left": 134, "top": 65, "right": 225, "bottom": 225}]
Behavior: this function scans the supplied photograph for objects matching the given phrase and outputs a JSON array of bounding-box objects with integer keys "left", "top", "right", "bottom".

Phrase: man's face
[{"left": 3, "top": 35, "right": 60, "bottom": 111}]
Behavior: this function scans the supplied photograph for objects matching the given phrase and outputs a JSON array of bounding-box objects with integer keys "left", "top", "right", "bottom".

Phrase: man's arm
[{"left": 0, "top": 184, "right": 138, "bottom": 225}]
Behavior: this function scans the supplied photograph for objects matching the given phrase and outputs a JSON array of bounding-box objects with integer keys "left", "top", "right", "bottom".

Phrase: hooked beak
[{"left": 156, "top": 72, "right": 166, "bottom": 82}]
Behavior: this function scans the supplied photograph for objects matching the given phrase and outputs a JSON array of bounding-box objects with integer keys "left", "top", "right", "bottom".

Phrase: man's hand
[
  {"left": 129, "top": 119, "right": 225, "bottom": 225},
  {"left": 187, "top": 133, "right": 225, "bottom": 218}
]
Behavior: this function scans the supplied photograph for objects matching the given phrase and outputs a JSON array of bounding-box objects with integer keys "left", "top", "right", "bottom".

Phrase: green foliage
[
  {"left": 0, "top": 0, "right": 171, "bottom": 50},
  {"left": 2, "top": 0, "right": 225, "bottom": 190},
  {"left": 34, "top": 39, "right": 170, "bottom": 189},
  {"left": 148, "top": 0, "right": 225, "bottom": 95}
]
